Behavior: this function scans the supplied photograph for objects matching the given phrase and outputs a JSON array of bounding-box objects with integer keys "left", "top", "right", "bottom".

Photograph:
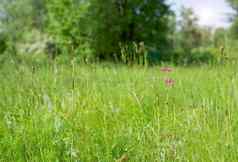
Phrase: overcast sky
[{"left": 168, "top": 0, "right": 235, "bottom": 28}]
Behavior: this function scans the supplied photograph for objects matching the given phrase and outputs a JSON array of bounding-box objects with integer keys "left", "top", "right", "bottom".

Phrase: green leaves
[
  {"left": 227, "top": 0, "right": 238, "bottom": 12},
  {"left": 227, "top": 0, "right": 238, "bottom": 39},
  {"left": 45, "top": 0, "right": 90, "bottom": 56},
  {"left": 0, "top": 0, "right": 173, "bottom": 61},
  {"left": 88, "top": 0, "right": 172, "bottom": 58}
]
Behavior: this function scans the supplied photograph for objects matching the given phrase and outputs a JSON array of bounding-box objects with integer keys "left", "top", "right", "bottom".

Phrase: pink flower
[
  {"left": 160, "top": 67, "right": 173, "bottom": 73},
  {"left": 164, "top": 78, "right": 175, "bottom": 87}
]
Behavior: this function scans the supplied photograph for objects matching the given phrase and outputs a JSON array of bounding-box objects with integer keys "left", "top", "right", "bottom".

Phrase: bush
[
  {"left": 170, "top": 48, "right": 186, "bottom": 65},
  {"left": 0, "top": 33, "right": 8, "bottom": 55},
  {"left": 189, "top": 47, "right": 219, "bottom": 64},
  {"left": 18, "top": 52, "right": 49, "bottom": 67},
  {"left": 170, "top": 47, "right": 219, "bottom": 65}
]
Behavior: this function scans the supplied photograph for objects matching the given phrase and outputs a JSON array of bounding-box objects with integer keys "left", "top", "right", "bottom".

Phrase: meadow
[{"left": 0, "top": 60, "right": 238, "bottom": 162}]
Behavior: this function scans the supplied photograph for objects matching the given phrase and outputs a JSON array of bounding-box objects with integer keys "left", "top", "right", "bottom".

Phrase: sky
[{"left": 168, "top": 0, "right": 235, "bottom": 28}]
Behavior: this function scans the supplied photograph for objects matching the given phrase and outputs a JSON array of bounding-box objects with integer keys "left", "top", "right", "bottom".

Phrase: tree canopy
[{"left": 0, "top": 0, "right": 171, "bottom": 60}]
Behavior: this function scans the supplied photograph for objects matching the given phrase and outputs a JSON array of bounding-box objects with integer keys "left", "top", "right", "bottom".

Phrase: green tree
[
  {"left": 0, "top": 0, "right": 35, "bottom": 56},
  {"left": 178, "top": 7, "right": 202, "bottom": 53},
  {"left": 227, "top": 0, "right": 238, "bottom": 12},
  {"left": 45, "top": 0, "right": 90, "bottom": 58},
  {"left": 0, "top": 0, "right": 46, "bottom": 54},
  {"left": 213, "top": 27, "right": 226, "bottom": 47},
  {"left": 0, "top": 0, "right": 46, "bottom": 37},
  {"left": 0, "top": 0, "right": 173, "bottom": 61},
  {"left": 31, "top": 0, "right": 46, "bottom": 31},
  {"left": 199, "top": 26, "right": 213, "bottom": 47},
  {"left": 88, "top": 0, "right": 172, "bottom": 59},
  {"left": 229, "top": 19, "right": 238, "bottom": 39},
  {"left": 227, "top": 0, "right": 238, "bottom": 39}
]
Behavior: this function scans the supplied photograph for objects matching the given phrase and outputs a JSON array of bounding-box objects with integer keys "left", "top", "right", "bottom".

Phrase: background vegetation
[{"left": 0, "top": 0, "right": 237, "bottom": 65}]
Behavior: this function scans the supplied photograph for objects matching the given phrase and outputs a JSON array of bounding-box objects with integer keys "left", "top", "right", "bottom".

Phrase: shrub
[
  {"left": 0, "top": 33, "right": 8, "bottom": 55},
  {"left": 170, "top": 47, "right": 186, "bottom": 65},
  {"left": 74, "top": 43, "right": 96, "bottom": 64},
  {"left": 188, "top": 47, "right": 219, "bottom": 64},
  {"left": 170, "top": 47, "right": 219, "bottom": 65}
]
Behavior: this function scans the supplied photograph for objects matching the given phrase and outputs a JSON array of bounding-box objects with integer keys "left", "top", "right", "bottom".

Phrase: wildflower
[
  {"left": 164, "top": 78, "right": 175, "bottom": 87},
  {"left": 160, "top": 67, "right": 173, "bottom": 73}
]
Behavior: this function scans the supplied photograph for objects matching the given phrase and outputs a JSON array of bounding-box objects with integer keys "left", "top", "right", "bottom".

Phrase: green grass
[{"left": 0, "top": 61, "right": 238, "bottom": 161}]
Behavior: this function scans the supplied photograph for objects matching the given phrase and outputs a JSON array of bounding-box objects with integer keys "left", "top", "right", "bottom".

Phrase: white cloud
[{"left": 169, "top": 0, "right": 235, "bottom": 28}]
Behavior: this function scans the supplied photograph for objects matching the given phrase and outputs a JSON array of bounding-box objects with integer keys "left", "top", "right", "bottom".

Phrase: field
[{"left": 0, "top": 61, "right": 238, "bottom": 161}]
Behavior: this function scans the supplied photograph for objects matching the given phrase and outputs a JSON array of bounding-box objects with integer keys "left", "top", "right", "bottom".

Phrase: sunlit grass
[{"left": 0, "top": 61, "right": 238, "bottom": 161}]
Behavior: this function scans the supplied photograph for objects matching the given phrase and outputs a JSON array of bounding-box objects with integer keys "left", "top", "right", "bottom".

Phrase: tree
[
  {"left": 199, "top": 26, "right": 213, "bottom": 47},
  {"left": 178, "top": 7, "right": 202, "bottom": 53},
  {"left": 88, "top": 0, "right": 172, "bottom": 59},
  {"left": 227, "top": 0, "right": 238, "bottom": 12},
  {"left": 45, "top": 0, "right": 90, "bottom": 57},
  {"left": 0, "top": 0, "right": 173, "bottom": 62},
  {"left": 31, "top": 0, "right": 46, "bottom": 31},
  {"left": 227, "top": 0, "right": 238, "bottom": 39},
  {"left": 229, "top": 18, "right": 238, "bottom": 39},
  {"left": 213, "top": 27, "right": 226, "bottom": 47},
  {"left": 0, "top": 0, "right": 46, "bottom": 37},
  {"left": 0, "top": 0, "right": 34, "bottom": 56}
]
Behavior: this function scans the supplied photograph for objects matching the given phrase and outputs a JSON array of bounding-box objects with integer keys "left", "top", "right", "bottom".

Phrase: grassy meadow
[
  {"left": 1, "top": 0, "right": 238, "bottom": 161},
  {"left": 0, "top": 60, "right": 238, "bottom": 161}
]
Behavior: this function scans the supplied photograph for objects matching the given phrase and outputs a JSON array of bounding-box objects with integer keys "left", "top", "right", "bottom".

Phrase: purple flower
[{"left": 164, "top": 78, "right": 175, "bottom": 87}]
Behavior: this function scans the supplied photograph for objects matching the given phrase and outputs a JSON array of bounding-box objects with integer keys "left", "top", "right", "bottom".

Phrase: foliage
[
  {"left": 0, "top": 0, "right": 44, "bottom": 40},
  {"left": 87, "top": 0, "right": 172, "bottom": 58},
  {"left": 213, "top": 28, "right": 227, "bottom": 47},
  {"left": 0, "top": 32, "right": 8, "bottom": 54},
  {"left": 120, "top": 42, "right": 148, "bottom": 66},
  {"left": 0, "top": 0, "right": 236, "bottom": 65},
  {"left": 0, "top": 0, "right": 47, "bottom": 59},
  {"left": 45, "top": 0, "right": 90, "bottom": 58},
  {"left": 199, "top": 26, "right": 213, "bottom": 47},
  {"left": 178, "top": 7, "right": 202, "bottom": 53},
  {"left": 229, "top": 18, "right": 238, "bottom": 39},
  {"left": 16, "top": 30, "right": 48, "bottom": 55},
  {"left": 170, "top": 47, "right": 219, "bottom": 65},
  {"left": 227, "top": 0, "right": 238, "bottom": 39},
  {"left": 189, "top": 47, "right": 218, "bottom": 64},
  {"left": 169, "top": 7, "right": 214, "bottom": 65},
  {"left": 227, "top": 0, "right": 238, "bottom": 12}
]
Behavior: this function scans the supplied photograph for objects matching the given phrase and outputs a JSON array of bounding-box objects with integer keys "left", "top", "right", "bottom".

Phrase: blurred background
[{"left": 0, "top": 0, "right": 237, "bottom": 65}]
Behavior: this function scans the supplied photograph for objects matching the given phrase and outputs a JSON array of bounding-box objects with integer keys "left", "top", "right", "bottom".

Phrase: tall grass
[{"left": 0, "top": 60, "right": 238, "bottom": 161}]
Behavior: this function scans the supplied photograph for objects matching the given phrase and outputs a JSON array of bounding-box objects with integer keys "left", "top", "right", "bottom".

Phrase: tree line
[{"left": 0, "top": 0, "right": 237, "bottom": 65}]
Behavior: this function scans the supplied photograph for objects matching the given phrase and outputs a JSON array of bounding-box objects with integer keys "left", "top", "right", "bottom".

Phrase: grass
[{"left": 0, "top": 60, "right": 238, "bottom": 161}]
